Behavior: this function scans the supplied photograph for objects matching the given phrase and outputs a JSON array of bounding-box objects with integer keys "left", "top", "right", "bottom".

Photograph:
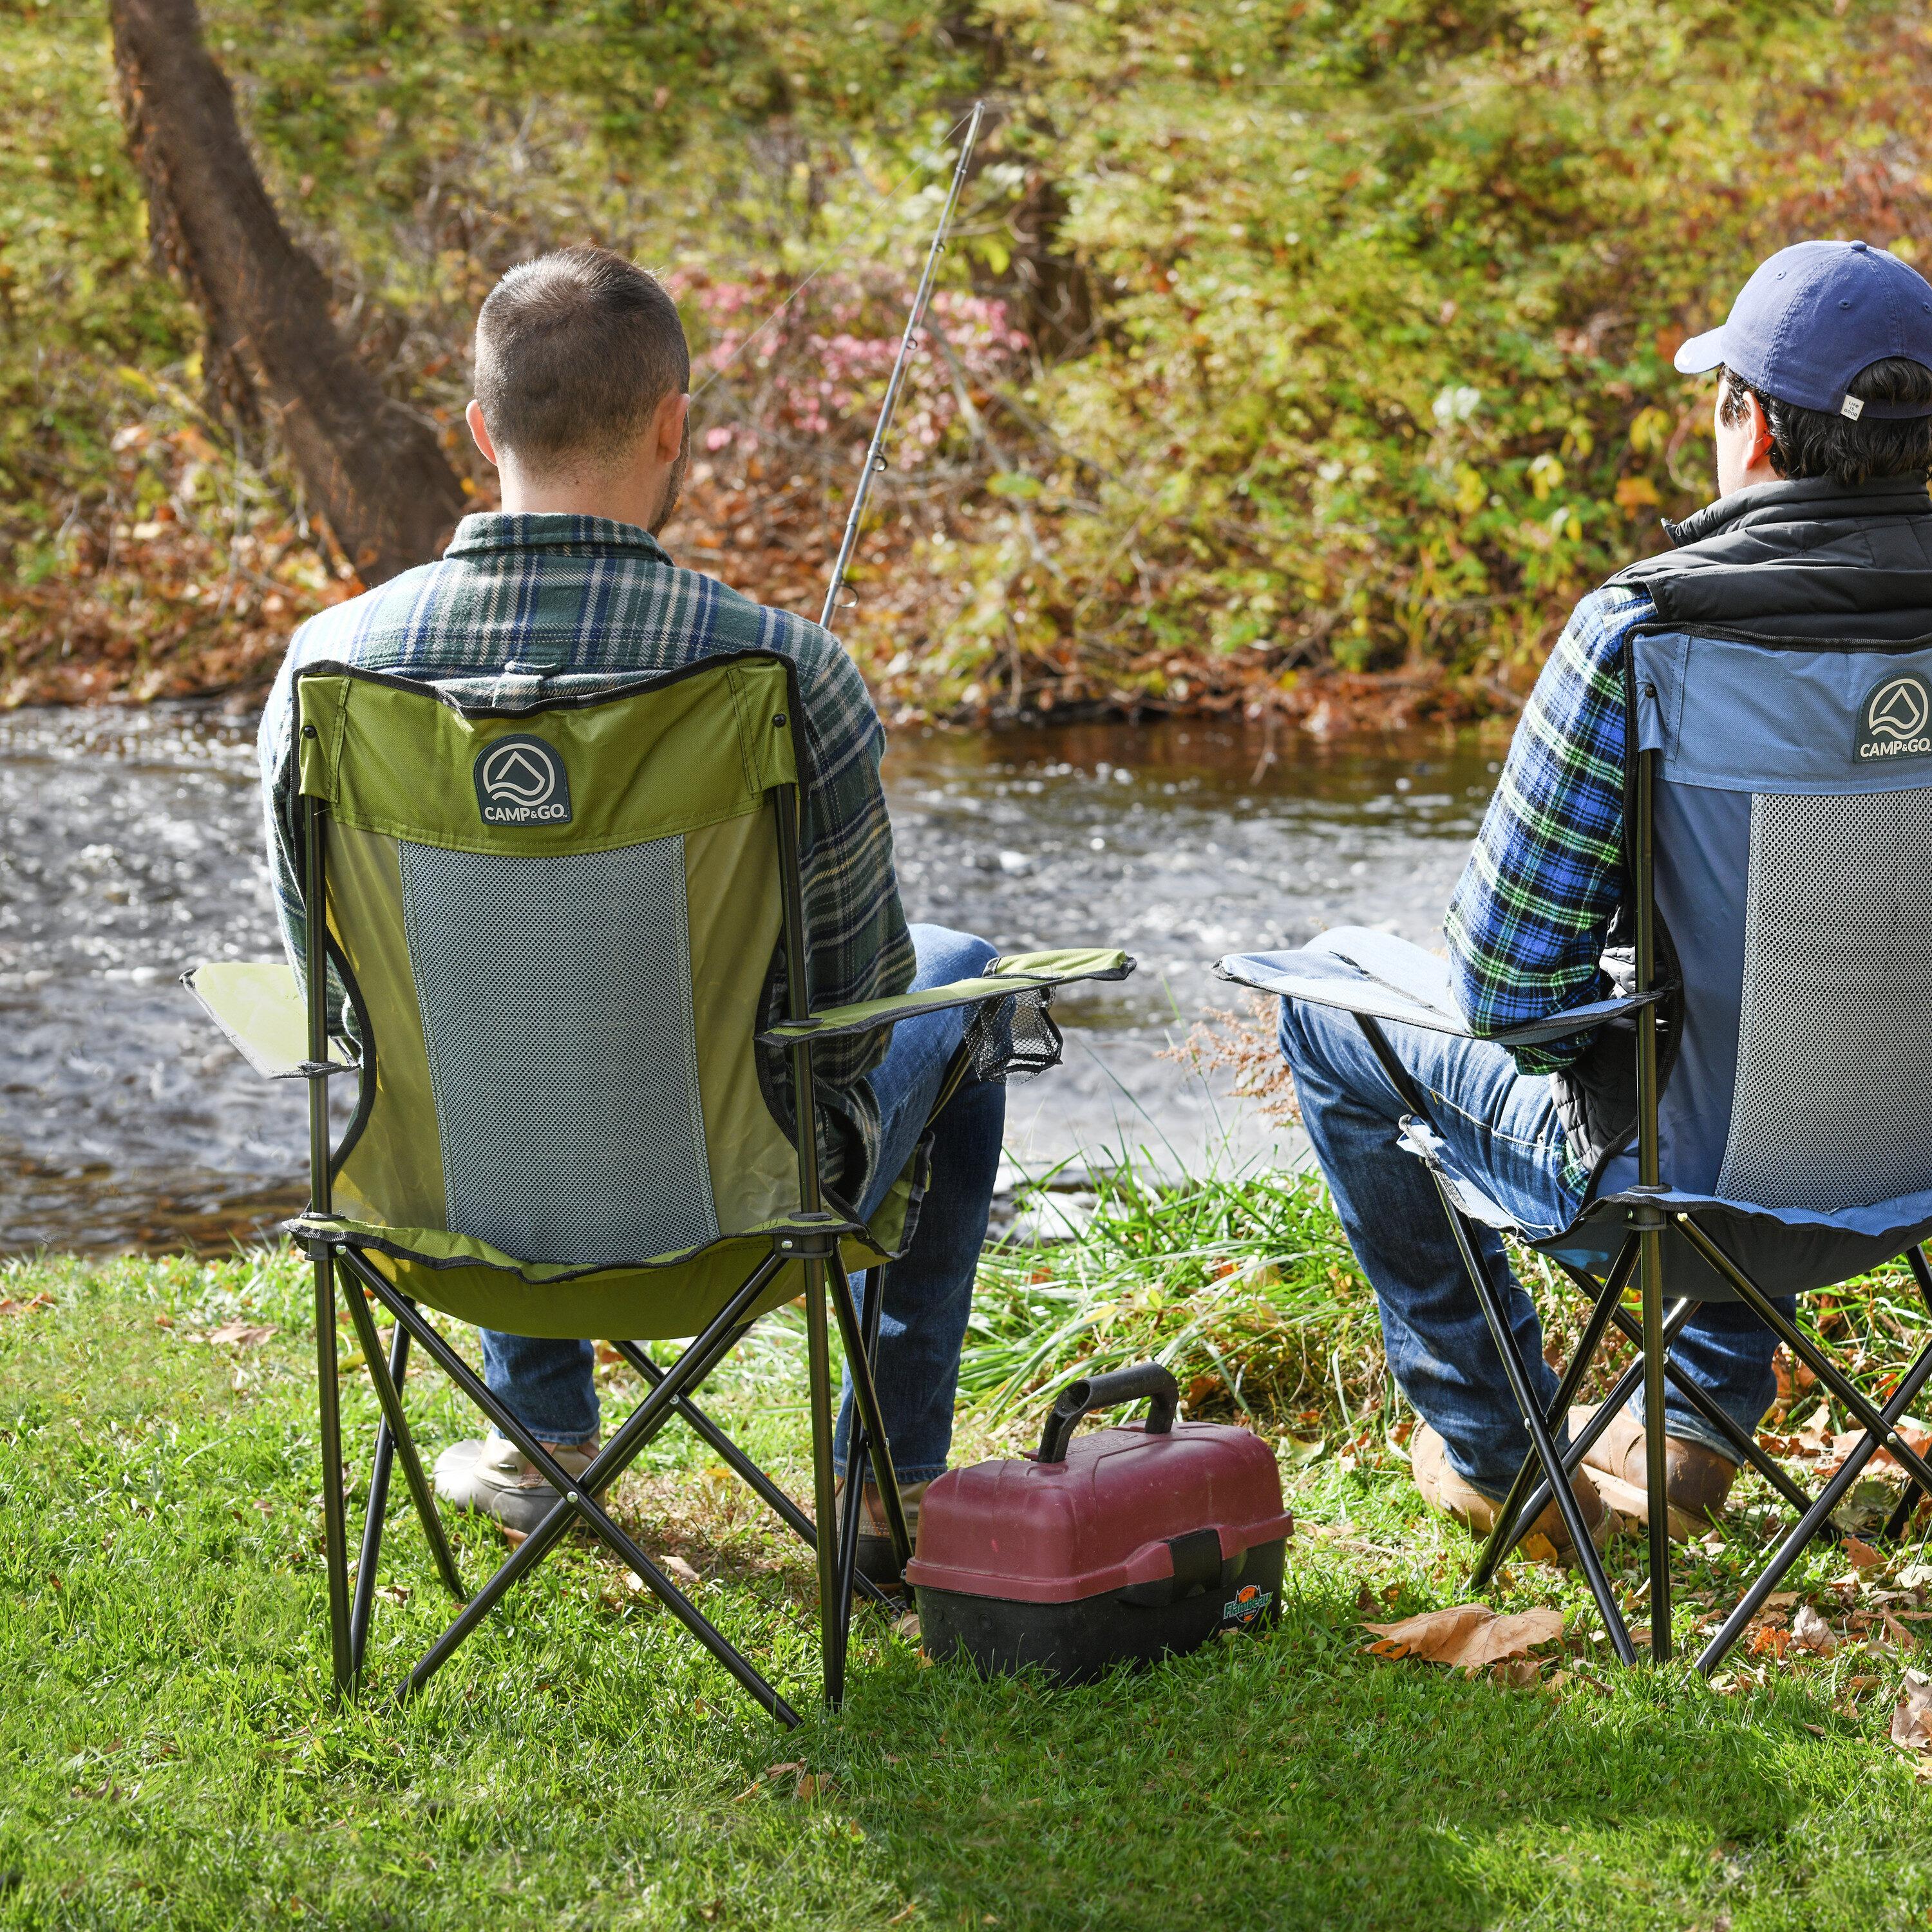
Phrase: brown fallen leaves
[
  {"left": 733, "top": 1761, "right": 838, "bottom": 1803},
  {"left": 204, "top": 1321, "right": 277, "bottom": 1348},
  {"left": 1791, "top": 1605, "right": 1839, "bottom": 1657},
  {"left": 1363, "top": 1603, "right": 1564, "bottom": 1672},
  {"left": 0, "top": 1293, "right": 55, "bottom": 1318},
  {"left": 1893, "top": 1671, "right": 1932, "bottom": 1752}
]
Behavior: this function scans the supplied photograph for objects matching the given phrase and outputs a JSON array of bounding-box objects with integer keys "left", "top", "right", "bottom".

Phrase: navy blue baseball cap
[{"left": 1675, "top": 239, "right": 1932, "bottom": 420}]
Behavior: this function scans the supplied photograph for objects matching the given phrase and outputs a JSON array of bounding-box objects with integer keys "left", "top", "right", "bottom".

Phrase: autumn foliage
[{"left": 4, "top": 1, "right": 1932, "bottom": 717}]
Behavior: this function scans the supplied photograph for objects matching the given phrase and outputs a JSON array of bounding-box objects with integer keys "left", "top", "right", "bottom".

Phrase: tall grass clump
[{"left": 961, "top": 1162, "right": 1388, "bottom": 1434}]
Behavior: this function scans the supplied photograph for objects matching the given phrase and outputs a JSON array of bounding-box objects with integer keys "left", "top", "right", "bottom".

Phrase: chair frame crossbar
[
  {"left": 296, "top": 772, "right": 914, "bottom": 1719},
  {"left": 1367, "top": 736, "right": 1932, "bottom": 1672}
]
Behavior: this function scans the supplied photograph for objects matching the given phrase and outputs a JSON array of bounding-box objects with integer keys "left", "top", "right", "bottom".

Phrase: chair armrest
[
  {"left": 1217, "top": 936, "right": 1667, "bottom": 1046},
  {"left": 757, "top": 947, "right": 1134, "bottom": 1046},
  {"left": 182, "top": 961, "right": 357, "bottom": 1079}
]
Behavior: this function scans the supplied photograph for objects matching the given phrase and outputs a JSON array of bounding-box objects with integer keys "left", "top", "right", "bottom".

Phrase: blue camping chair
[{"left": 1219, "top": 627, "right": 1932, "bottom": 1669}]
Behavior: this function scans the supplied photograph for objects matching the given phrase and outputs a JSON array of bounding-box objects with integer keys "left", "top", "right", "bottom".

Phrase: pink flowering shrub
[{"left": 671, "top": 270, "right": 1029, "bottom": 468}]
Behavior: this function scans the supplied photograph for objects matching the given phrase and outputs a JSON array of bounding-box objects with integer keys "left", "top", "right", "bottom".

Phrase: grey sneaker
[{"left": 433, "top": 1430, "right": 601, "bottom": 1536}]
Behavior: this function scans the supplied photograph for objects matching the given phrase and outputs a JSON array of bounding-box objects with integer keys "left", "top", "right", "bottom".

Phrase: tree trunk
[{"left": 109, "top": 0, "right": 464, "bottom": 583}]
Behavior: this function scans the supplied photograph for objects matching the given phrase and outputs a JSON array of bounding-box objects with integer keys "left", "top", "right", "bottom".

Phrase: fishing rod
[{"left": 819, "top": 99, "right": 985, "bottom": 633}]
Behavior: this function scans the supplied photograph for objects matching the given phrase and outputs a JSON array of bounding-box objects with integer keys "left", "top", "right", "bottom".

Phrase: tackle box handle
[{"left": 1036, "top": 1362, "right": 1179, "bottom": 1464}]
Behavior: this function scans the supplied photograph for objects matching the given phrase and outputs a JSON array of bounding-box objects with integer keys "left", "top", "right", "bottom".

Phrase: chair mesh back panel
[
  {"left": 399, "top": 835, "right": 719, "bottom": 1265},
  {"left": 1718, "top": 788, "right": 1932, "bottom": 1210}
]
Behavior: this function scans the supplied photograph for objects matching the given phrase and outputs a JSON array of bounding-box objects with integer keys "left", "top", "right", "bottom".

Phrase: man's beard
[{"left": 650, "top": 417, "right": 690, "bottom": 535}]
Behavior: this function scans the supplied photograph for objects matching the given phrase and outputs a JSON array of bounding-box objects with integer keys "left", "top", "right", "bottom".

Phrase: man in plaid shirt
[
  {"left": 260, "top": 247, "right": 1002, "bottom": 1568},
  {"left": 1277, "top": 269, "right": 1932, "bottom": 1548},
  {"left": 1285, "top": 237, "right": 1932, "bottom": 1551},
  {"left": 1281, "top": 568, "right": 1783, "bottom": 1553}
]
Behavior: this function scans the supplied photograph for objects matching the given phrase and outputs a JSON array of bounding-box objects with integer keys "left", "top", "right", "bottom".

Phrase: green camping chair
[{"left": 187, "top": 652, "right": 1132, "bottom": 1723}]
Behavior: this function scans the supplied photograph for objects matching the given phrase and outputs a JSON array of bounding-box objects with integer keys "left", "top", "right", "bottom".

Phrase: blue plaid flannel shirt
[
  {"left": 1444, "top": 584, "right": 1653, "bottom": 1086},
  {"left": 258, "top": 511, "right": 914, "bottom": 1198}
]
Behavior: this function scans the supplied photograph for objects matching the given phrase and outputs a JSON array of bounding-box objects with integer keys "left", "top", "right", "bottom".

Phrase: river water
[{"left": 0, "top": 704, "right": 1498, "bottom": 1255}]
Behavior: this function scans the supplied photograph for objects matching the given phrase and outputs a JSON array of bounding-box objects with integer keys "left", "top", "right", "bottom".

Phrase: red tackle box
[{"left": 904, "top": 1363, "right": 1293, "bottom": 1684}]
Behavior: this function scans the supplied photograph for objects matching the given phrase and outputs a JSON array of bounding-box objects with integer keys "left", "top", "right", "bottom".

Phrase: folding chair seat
[
  {"left": 1220, "top": 625, "right": 1932, "bottom": 1669},
  {"left": 186, "top": 652, "right": 1132, "bottom": 1720}
]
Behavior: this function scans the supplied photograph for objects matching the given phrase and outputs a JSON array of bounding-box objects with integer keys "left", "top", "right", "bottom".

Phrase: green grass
[{"left": 7, "top": 1190, "right": 1932, "bottom": 1931}]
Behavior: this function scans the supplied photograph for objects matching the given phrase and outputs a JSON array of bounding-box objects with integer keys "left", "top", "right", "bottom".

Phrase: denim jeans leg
[
  {"left": 1278, "top": 996, "right": 1581, "bottom": 1499},
  {"left": 835, "top": 923, "right": 1006, "bottom": 1486},
  {"left": 1633, "top": 1294, "right": 1792, "bottom": 1464},
  {"left": 477, "top": 1330, "right": 600, "bottom": 1448}
]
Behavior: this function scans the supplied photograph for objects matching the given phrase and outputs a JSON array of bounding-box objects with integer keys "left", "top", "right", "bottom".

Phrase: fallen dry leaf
[
  {"left": 1883, "top": 1610, "right": 1916, "bottom": 1649},
  {"left": 661, "top": 1554, "right": 702, "bottom": 1589},
  {"left": 764, "top": 1761, "right": 804, "bottom": 1779},
  {"left": 1842, "top": 1535, "right": 1884, "bottom": 1571},
  {"left": 1821, "top": 1419, "right": 1932, "bottom": 1481},
  {"left": 1517, "top": 1532, "right": 1561, "bottom": 1566},
  {"left": 793, "top": 1772, "right": 835, "bottom": 1801},
  {"left": 0, "top": 1293, "right": 55, "bottom": 1318},
  {"left": 206, "top": 1321, "right": 276, "bottom": 1349},
  {"left": 1362, "top": 1604, "right": 1564, "bottom": 1670},
  {"left": 1749, "top": 1625, "right": 1792, "bottom": 1660},
  {"left": 1493, "top": 1656, "right": 1543, "bottom": 1688},
  {"left": 1792, "top": 1605, "right": 1839, "bottom": 1656},
  {"left": 1893, "top": 1671, "right": 1932, "bottom": 1750},
  {"left": 1764, "top": 1591, "right": 1800, "bottom": 1609},
  {"left": 893, "top": 1612, "right": 922, "bottom": 1643}
]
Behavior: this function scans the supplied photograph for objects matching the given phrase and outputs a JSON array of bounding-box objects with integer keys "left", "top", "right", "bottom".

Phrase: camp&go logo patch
[
  {"left": 1856, "top": 672, "right": 1932, "bottom": 764},
  {"left": 473, "top": 734, "right": 573, "bottom": 825}
]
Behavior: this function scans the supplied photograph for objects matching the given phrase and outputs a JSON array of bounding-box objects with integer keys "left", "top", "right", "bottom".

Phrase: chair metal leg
[
  {"left": 1884, "top": 1247, "right": 1932, "bottom": 1541},
  {"left": 828, "top": 1255, "right": 913, "bottom": 1575},
  {"left": 341, "top": 1248, "right": 803, "bottom": 1725},
  {"left": 833, "top": 1419, "right": 869, "bottom": 1688},
  {"left": 1697, "top": 1337, "right": 1932, "bottom": 1674},
  {"left": 1472, "top": 1241, "right": 1638, "bottom": 1587},
  {"left": 1432, "top": 1173, "right": 1637, "bottom": 1665},
  {"left": 1601, "top": 1302, "right": 1831, "bottom": 1528},
  {"left": 1675, "top": 1217, "right": 1932, "bottom": 1497},
  {"left": 1638, "top": 1217, "right": 1672, "bottom": 1660},
  {"left": 339, "top": 1280, "right": 464, "bottom": 1606},
  {"left": 1501, "top": 1297, "right": 1698, "bottom": 1536},
  {"left": 607, "top": 1338, "right": 898, "bottom": 1613},
  {"left": 312, "top": 1244, "right": 354, "bottom": 1697},
  {"left": 802, "top": 1255, "right": 844, "bottom": 1710},
  {"left": 349, "top": 1316, "right": 410, "bottom": 1680}
]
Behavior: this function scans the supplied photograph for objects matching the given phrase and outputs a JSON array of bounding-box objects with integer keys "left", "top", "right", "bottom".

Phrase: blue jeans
[
  {"left": 1278, "top": 997, "right": 1787, "bottom": 1499},
  {"left": 482, "top": 924, "right": 1004, "bottom": 1483}
]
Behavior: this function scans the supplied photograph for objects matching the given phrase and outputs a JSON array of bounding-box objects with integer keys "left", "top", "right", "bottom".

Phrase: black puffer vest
[{"left": 1550, "top": 473, "right": 1932, "bottom": 1179}]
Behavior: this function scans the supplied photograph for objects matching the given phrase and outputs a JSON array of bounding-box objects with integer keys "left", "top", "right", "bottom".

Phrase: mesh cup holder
[{"left": 963, "top": 985, "right": 1064, "bottom": 1086}]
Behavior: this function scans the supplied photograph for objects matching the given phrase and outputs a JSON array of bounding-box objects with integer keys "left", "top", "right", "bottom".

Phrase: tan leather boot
[
  {"left": 1411, "top": 1423, "right": 1609, "bottom": 1559},
  {"left": 831, "top": 1477, "right": 929, "bottom": 1589},
  {"left": 1572, "top": 1403, "right": 1737, "bottom": 1542}
]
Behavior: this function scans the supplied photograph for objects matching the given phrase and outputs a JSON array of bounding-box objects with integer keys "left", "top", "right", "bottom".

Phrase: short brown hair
[{"left": 473, "top": 247, "right": 689, "bottom": 473}]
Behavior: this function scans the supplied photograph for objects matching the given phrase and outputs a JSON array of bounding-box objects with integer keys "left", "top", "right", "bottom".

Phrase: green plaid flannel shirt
[
  {"left": 258, "top": 511, "right": 914, "bottom": 1198},
  {"left": 1444, "top": 583, "right": 1653, "bottom": 1078}
]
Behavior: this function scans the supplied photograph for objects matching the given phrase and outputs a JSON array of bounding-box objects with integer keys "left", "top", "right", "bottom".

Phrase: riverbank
[
  {"left": 0, "top": 526, "right": 1495, "bottom": 739},
  {"left": 5, "top": 1175, "right": 1931, "bottom": 1929}
]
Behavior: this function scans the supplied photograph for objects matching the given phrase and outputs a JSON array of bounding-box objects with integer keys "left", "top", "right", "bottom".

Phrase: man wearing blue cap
[{"left": 1278, "top": 240, "right": 1932, "bottom": 1550}]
